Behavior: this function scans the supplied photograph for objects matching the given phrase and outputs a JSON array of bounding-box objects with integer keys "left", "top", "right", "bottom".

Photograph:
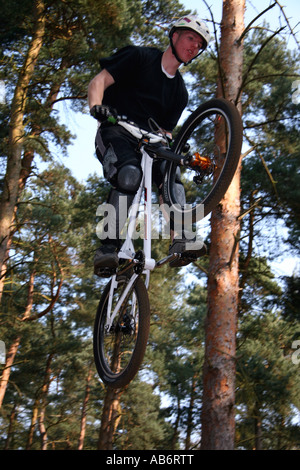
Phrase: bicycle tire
[
  {"left": 162, "top": 98, "right": 243, "bottom": 222},
  {"left": 93, "top": 273, "right": 150, "bottom": 389}
]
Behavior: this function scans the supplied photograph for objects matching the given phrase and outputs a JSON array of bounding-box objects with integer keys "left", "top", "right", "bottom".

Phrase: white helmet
[{"left": 169, "top": 15, "right": 211, "bottom": 57}]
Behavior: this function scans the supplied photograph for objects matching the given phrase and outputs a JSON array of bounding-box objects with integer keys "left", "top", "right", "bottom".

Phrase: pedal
[
  {"left": 181, "top": 252, "right": 198, "bottom": 261},
  {"left": 169, "top": 252, "right": 197, "bottom": 268},
  {"left": 94, "top": 267, "right": 116, "bottom": 278}
]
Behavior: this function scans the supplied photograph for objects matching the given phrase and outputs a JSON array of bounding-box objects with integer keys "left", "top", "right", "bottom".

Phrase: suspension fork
[
  {"left": 104, "top": 272, "right": 139, "bottom": 333},
  {"left": 142, "top": 149, "right": 155, "bottom": 287}
]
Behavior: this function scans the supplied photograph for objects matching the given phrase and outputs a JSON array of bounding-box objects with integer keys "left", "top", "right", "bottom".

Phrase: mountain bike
[{"left": 93, "top": 98, "right": 243, "bottom": 388}]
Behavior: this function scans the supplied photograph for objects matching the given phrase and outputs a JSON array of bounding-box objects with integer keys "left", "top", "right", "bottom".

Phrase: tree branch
[
  {"left": 21, "top": 236, "right": 64, "bottom": 322},
  {"left": 273, "top": 0, "right": 300, "bottom": 51},
  {"left": 236, "top": 26, "right": 286, "bottom": 105},
  {"left": 201, "top": 0, "right": 224, "bottom": 98},
  {"left": 236, "top": 2, "right": 277, "bottom": 45},
  {"left": 51, "top": 94, "right": 87, "bottom": 105}
]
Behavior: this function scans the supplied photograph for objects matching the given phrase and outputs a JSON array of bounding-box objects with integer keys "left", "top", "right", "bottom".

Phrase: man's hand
[{"left": 90, "top": 105, "right": 117, "bottom": 123}]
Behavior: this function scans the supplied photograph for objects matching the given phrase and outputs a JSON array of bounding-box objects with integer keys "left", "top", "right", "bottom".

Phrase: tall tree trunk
[
  {"left": 171, "top": 394, "right": 182, "bottom": 450},
  {"left": 0, "top": 58, "right": 67, "bottom": 303},
  {"left": 26, "top": 352, "right": 54, "bottom": 450},
  {"left": 185, "top": 373, "right": 197, "bottom": 450},
  {"left": 0, "top": 260, "right": 37, "bottom": 408},
  {"left": 201, "top": 0, "right": 244, "bottom": 450},
  {"left": 0, "top": 243, "right": 63, "bottom": 407},
  {"left": 0, "top": 336, "right": 21, "bottom": 408},
  {"left": 39, "top": 352, "right": 54, "bottom": 450},
  {"left": 97, "top": 387, "right": 124, "bottom": 450},
  {"left": 78, "top": 367, "right": 92, "bottom": 450},
  {"left": 4, "top": 402, "right": 18, "bottom": 450},
  {"left": 0, "top": 0, "right": 45, "bottom": 283},
  {"left": 254, "top": 402, "right": 262, "bottom": 450},
  {"left": 26, "top": 396, "right": 40, "bottom": 450}
]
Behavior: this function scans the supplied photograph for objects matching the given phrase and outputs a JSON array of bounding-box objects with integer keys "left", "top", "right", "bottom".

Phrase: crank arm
[{"left": 155, "top": 253, "right": 179, "bottom": 267}]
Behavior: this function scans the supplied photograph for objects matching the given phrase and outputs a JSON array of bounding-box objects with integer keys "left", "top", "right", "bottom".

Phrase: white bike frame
[{"left": 104, "top": 121, "right": 170, "bottom": 332}]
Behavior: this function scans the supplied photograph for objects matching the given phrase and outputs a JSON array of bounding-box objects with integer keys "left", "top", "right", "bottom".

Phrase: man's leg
[
  {"left": 168, "top": 169, "right": 206, "bottom": 266},
  {"left": 94, "top": 125, "right": 142, "bottom": 276},
  {"left": 153, "top": 161, "right": 206, "bottom": 268},
  {"left": 94, "top": 165, "right": 142, "bottom": 275}
]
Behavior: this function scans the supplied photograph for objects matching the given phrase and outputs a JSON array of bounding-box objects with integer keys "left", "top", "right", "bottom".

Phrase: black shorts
[
  {"left": 95, "top": 123, "right": 163, "bottom": 189},
  {"left": 96, "top": 123, "right": 141, "bottom": 165}
]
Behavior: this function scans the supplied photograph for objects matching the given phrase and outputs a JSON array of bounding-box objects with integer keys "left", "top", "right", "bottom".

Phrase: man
[{"left": 88, "top": 15, "right": 210, "bottom": 276}]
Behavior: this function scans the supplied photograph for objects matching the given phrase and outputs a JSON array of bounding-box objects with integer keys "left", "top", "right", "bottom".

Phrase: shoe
[
  {"left": 169, "top": 238, "right": 207, "bottom": 267},
  {"left": 94, "top": 244, "right": 119, "bottom": 277}
]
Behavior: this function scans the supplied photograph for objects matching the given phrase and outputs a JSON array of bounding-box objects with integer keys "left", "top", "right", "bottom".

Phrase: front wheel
[
  {"left": 162, "top": 98, "right": 243, "bottom": 223},
  {"left": 93, "top": 274, "right": 150, "bottom": 389}
]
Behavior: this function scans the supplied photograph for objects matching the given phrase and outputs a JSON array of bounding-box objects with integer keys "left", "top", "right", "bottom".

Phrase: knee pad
[
  {"left": 99, "top": 189, "right": 135, "bottom": 246},
  {"left": 117, "top": 164, "right": 142, "bottom": 194},
  {"left": 174, "top": 167, "right": 186, "bottom": 207},
  {"left": 174, "top": 181, "right": 186, "bottom": 207}
]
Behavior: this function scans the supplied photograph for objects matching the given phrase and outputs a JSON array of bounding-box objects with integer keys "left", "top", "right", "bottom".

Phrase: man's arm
[{"left": 88, "top": 69, "right": 115, "bottom": 110}]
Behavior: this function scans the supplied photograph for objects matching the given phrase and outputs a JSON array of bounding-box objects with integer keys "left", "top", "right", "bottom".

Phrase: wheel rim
[{"left": 169, "top": 106, "right": 232, "bottom": 219}]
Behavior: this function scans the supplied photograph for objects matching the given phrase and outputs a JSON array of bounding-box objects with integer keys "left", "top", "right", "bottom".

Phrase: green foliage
[
  {"left": 116, "top": 381, "right": 172, "bottom": 450},
  {"left": 236, "top": 311, "right": 300, "bottom": 449}
]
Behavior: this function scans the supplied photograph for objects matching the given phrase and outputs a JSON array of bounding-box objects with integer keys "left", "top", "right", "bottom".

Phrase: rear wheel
[
  {"left": 162, "top": 98, "right": 243, "bottom": 222},
  {"left": 93, "top": 274, "right": 150, "bottom": 389}
]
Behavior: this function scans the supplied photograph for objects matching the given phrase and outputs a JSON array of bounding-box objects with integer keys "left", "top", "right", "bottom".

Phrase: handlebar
[
  {"left": 104, "top": 114, "right": 187, "bottom": 166},
  {"left": 107, "top": 115, "right": 169, "bottom": 145}
]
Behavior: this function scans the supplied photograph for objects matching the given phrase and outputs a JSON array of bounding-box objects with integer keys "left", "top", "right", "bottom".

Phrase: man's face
[{"left": 172, "top": 29, "right": 204, "bottom": 63}]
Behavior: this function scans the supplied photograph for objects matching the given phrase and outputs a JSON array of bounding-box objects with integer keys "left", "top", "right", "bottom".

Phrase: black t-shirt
[{"left": 99, "top": 46, "right": 188, "bottom": 132}]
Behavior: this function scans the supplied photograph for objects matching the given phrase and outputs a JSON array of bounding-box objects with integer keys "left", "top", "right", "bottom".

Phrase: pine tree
[
  {"left": 201, "top": 0, "right": 245, "bottom": 450},
  {"left": 0, "top": 0, "right": 144, "bottom": 293}
]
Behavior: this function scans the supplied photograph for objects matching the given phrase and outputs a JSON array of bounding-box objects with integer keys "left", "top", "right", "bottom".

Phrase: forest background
[{"left": 0, "top": 0, "right": 299, "bottom": 451}]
